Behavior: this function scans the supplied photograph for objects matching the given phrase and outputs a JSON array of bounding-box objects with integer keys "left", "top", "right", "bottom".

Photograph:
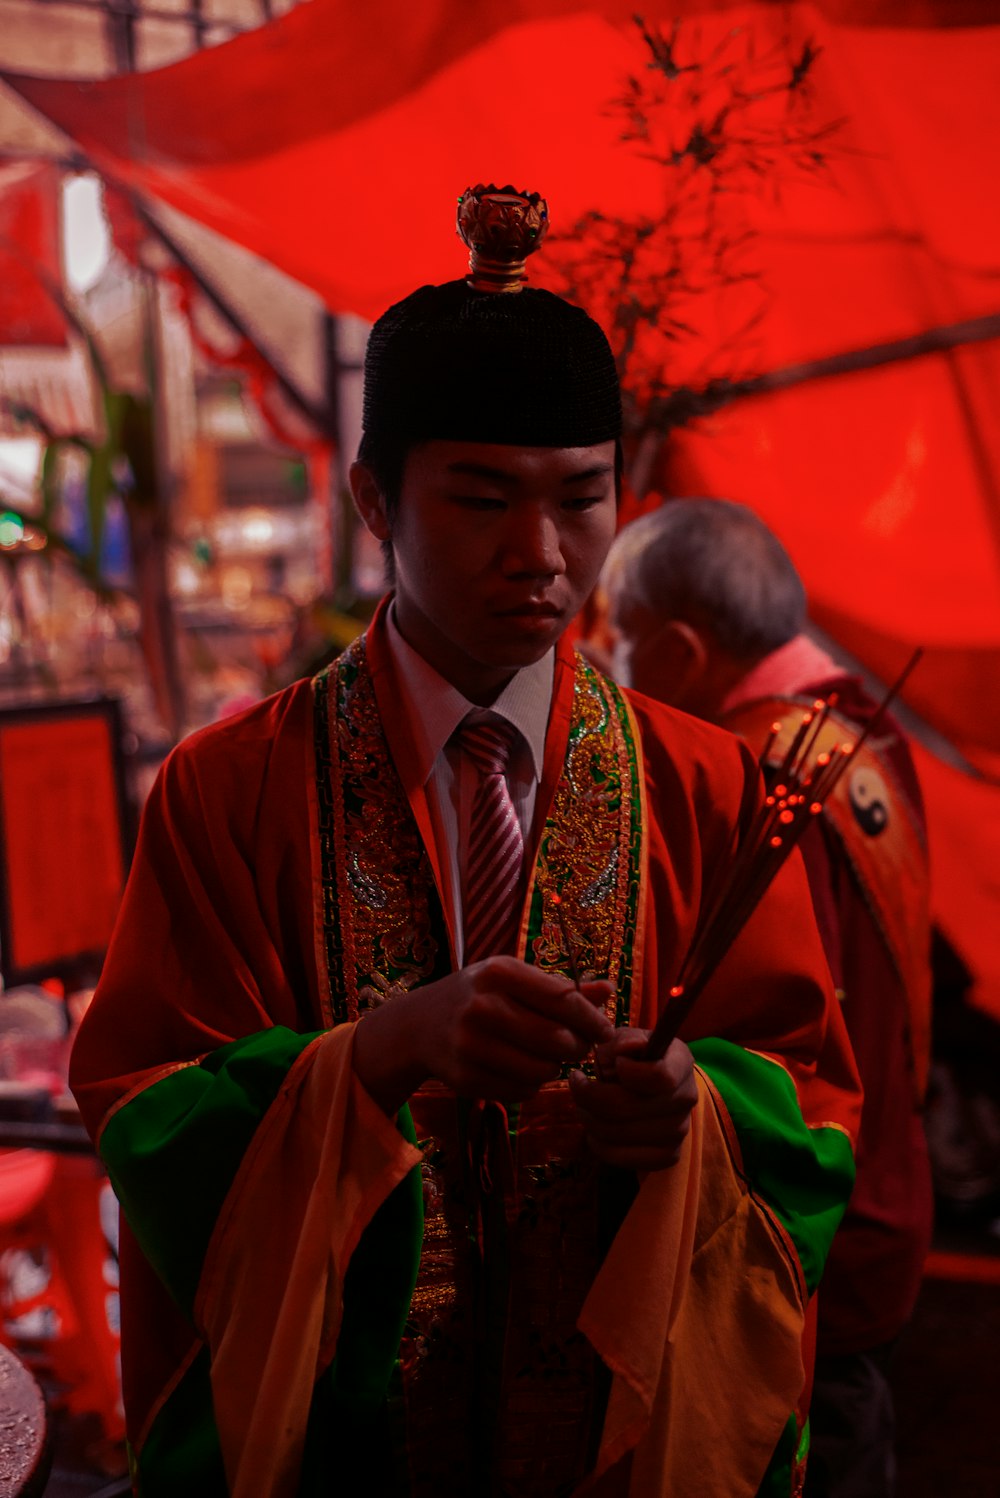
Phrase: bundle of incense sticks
[{"left": 643, "top": 647, "right": 923, "bottom": 1062}]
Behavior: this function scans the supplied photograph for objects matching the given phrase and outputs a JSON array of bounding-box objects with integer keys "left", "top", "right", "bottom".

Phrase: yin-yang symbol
[{"left": 848, "top": 766, "right": 890, "bottom": 837}]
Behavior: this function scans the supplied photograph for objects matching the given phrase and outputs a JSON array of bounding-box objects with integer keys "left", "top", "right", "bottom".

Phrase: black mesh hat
[{"left": 361, "top": 185, "right": 622, "bottom": 449}]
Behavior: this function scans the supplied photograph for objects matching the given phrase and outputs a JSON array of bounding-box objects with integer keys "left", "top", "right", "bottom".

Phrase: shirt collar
[
  {"left": 384, "top": 603, "right": 553, "bottom": 785},
  {"left": 721, "top": 633, "right": 842, "bottom": 716}
]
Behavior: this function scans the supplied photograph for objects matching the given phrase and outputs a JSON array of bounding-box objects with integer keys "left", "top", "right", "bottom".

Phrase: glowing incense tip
[{"left": 644, "top": 649, "right": 926, "bottom": 1065}]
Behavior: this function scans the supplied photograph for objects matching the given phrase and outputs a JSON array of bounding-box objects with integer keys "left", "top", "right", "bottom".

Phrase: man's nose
[{"left": 502, "top": 509, "right": 566, "bottom": 576}]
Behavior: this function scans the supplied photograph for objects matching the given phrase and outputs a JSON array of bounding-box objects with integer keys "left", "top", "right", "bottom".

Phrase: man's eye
[
  {"left": 452, "top": 494, "right": 506, "bottom": 511},
  {"left": 562, "top": 496, "right": 603, "bottom": 512}
]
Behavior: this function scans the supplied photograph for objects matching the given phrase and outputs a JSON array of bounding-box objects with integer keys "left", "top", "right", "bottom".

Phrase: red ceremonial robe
[{"left": 70, "top": 603, "right": 861, "bottom": 1498}]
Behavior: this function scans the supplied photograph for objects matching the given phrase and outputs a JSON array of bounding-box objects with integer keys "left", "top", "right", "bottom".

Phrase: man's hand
[
  {"left": 568, "top": 1026, "right": 698, "bottom": 1171},
  {"left": 353, "top": 956, "right": 615, "bottom": 1114}
]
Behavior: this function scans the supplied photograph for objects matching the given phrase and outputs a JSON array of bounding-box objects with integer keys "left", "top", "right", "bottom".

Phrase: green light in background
[{"left": 0, "top": 512, "right": 25, "bottom": 549}]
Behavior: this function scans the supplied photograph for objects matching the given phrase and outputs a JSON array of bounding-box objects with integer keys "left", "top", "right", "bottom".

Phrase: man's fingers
[
  {"left": 471, "top": 956, "right": 616, "bottom": 1045},
  {"left": 568, "top": 1069, "right": 695, "bottom": 1121},
  {"left": 613, "top": 1052, "right": 697, "bottom": 1097},
  {"left": 591, "top": 1034, "right": 695, "bottom": 1096},
  {"left": 592, "top": 1025, "right": 662, "bottom": 1067},
  {"left": 568, "top": 1063, "right": 697, "bottom": 1171},
  {"left": 472, "top": 955, "right": 572, "bottom": 1000},
  {"left": 579, "top": 979, "right": 616, "bottom": 1010},
  {"left": 468, "top": 1006, "right": 596, "bottom": 1067}
]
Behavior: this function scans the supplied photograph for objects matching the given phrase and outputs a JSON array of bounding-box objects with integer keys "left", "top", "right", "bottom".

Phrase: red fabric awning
[
  {"left": 4, "top": 0, "right": 999, "bottom": 1012},
  {"left": 6, "top": 3, "right": 999, "bottom": 324},
  {"left": 0, "top": 158, "right": 67, "bottom": 347}
]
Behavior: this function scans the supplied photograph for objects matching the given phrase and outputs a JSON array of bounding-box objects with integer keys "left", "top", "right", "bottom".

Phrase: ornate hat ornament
[
  {"left": 456, "top": 183, "right": 549, "bottom": 293},
  {"left": 360, "top": 181, "right": 621, "bottom": 449}
]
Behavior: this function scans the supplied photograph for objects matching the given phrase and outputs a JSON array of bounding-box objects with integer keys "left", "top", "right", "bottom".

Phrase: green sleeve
[
  {"left": 690, "top": 1037, "right": 855, "bottom": 1297},
  {"left": 100, "top": 1026, "right": 323, "bottom": 1318},
  {"left": 691, "top": 1039, "right": 854, "bottom": 1496},
  {"left": 105, "top": 1027, "right": 423, "bottom": 1497}
]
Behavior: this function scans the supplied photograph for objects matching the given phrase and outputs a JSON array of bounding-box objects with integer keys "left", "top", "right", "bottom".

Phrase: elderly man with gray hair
[{"left": 601, "top": 498, "right": 933, "bottom": 1498}]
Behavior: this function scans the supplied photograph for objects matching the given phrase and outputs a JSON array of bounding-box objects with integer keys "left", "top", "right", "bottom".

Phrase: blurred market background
[{"left": 0, "top": 0, "right": 997, "bottom": 1492}]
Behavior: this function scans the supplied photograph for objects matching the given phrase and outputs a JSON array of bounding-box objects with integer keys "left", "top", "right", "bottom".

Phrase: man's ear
[
  {"left": 349, "top": 461, "right": 391, "bottom": 542},
  {"left": 655, "top": 619, "right": 709, "bottom": 706}
]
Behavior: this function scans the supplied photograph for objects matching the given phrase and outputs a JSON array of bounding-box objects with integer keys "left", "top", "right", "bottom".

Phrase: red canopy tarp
[
  {"left": 0, "top": 158, "right": 66, "bottom": 347},
  {"left": 5, "top": 2, "right": 999, "bottom": 325},
  {"left": 5, "top": 0, "right": 1000, "bottom": 1012}
]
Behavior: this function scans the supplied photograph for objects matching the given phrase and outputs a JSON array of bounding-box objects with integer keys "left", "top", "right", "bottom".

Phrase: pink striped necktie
[{"left": 459, "top": 712, "right": 525, "bottom": 964}]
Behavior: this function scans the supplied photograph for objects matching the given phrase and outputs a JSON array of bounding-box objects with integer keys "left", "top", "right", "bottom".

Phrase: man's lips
[{"left": 493, "top": 601, "right": 563, "bottom": 618}]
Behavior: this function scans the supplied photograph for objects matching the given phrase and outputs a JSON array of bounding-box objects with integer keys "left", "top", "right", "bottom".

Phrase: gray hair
[{"left": 606, "top": 498, "right": 806, "bottom": 663}]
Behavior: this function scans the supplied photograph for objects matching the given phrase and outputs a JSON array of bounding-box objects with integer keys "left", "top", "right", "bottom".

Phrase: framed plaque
[{"left": 0, "top": 698, "right": 131, "bottom": 988}]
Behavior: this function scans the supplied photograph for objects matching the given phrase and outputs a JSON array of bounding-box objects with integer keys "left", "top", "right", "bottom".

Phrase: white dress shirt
[{"left": 384, "top": 605, "right": 554, "bottom": 964}]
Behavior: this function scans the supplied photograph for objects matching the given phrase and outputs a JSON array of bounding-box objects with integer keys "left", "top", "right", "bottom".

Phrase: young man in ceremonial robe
[
  {"left": 70, "top": 188, "right": 861, "bottom": 1498},
  {"left": 602, "top": 499, "right": 933, "bottom": 1498}
]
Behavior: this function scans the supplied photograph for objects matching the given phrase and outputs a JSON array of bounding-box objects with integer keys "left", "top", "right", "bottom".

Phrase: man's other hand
[{"left": 568, "top": 1026, "right": 698, "bottom": 1171}]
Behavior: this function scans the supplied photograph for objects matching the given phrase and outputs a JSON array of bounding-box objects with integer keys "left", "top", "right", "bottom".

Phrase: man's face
[{"left": 355, "top": 439, "right": 617, "bottom": 702}]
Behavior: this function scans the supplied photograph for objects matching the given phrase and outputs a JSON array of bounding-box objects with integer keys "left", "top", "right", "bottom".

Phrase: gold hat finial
[{"left": 456, "top": 183, "right": 549, "bottom": 293}]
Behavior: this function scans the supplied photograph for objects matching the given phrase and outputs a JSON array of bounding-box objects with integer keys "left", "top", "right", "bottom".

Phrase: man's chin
[
  {"left": 480, "top": 636, "right": 558, "bottom": 671},
  {"left": 486, "top": 613, "right": 568, "bottom": 660}
]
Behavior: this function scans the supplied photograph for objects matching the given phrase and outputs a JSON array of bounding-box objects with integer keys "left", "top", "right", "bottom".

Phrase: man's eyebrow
[
  {"left": 446, "top": 462, "right": 519, "bottom": 484},
  {"left": 561, "top": 464, "right": 614, "bottom": 485},
  {"left": 445, "top": 461, "right": 614, "bottom": 485}
]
